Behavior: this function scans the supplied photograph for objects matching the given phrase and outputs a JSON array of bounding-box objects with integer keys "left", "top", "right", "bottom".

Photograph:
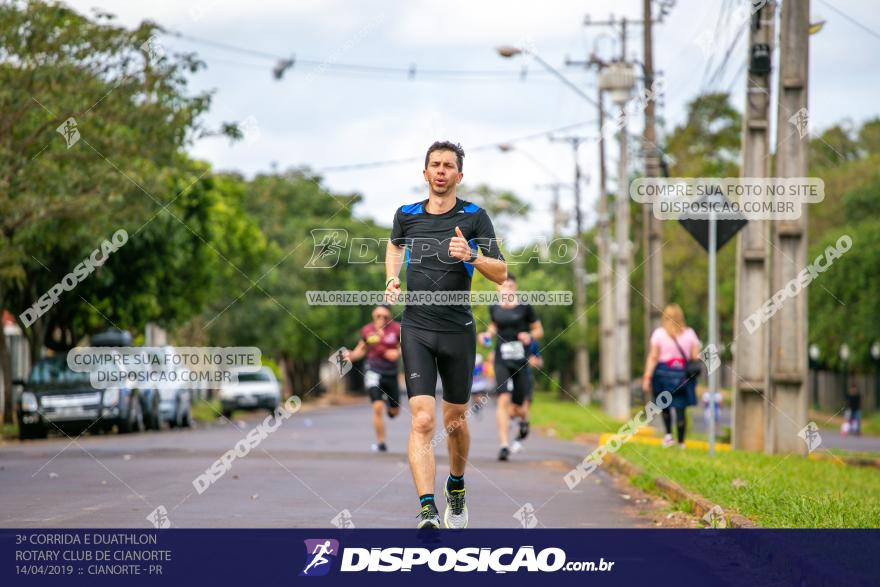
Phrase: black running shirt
[
  {"left": 390, "top": 198, "right": 503, "bottom": 333},
  {"left": 489, "top": 303, "right": 538, "bottom": 365}
]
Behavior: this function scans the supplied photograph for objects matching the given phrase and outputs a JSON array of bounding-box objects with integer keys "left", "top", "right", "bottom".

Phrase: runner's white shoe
[{"left": 444, "top": 487, "right": 468, "bottom": 529}]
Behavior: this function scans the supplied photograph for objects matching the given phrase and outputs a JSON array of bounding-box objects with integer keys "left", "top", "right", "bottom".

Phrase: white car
[{"left": 219, "top": 367, "right": 281, "bottom": 419}]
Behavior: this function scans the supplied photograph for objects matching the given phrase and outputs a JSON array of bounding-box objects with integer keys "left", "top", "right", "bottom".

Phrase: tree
[
  {"left": 857, "top": 118, "right": 880, "bottom": 156},
  {"left": 809, "top": 220, "right": 880, "bottom": 371},
  {"left": 202, "top": 170, "right": 388, "bottom": 397},
  {"left": 0, "top": 0, "right": 218, "bottom": 422},
  {"left": 809, "top": 124, "right": 860, "bottom": 170}
]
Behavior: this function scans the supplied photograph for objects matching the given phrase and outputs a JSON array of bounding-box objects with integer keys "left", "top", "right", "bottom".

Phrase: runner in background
[
  {"left": 470, "top": 354, "right": 490, "bottom": 420},
  {"left": 509, "top": 340, "right": 543, "bottom": 453},
  {"left": 481, "top": 274, "right": 543, "bottom": 461},
  {"left": 345, "top": 305, "right": 401, "bottom": 452}
]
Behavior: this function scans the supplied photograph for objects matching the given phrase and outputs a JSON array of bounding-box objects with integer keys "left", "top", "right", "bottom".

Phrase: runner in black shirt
[
  {"left": 481, "top": 274, "right": 543, "bottom": 461},
  {"left": 385, "top": 141, "right": 506, "bottom": 529}
]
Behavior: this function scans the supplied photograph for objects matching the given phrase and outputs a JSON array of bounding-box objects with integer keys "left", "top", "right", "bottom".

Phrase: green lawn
[
  {"left": 619, "top": 443, "right": 880, "bottom": 527},
  {"left": 532, "top": 392, "right": 880, "bottom": 528},
  {"left": 860, "top": 411, "right": 880, "bottom": 436},
  {"left": 529, "top": 391, "right": 623, "bottom": 437}
]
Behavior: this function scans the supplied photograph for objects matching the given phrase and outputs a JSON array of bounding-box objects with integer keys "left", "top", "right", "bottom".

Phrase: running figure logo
[{"left": 300, "top": 539, "right": 339, "bottom": 576}]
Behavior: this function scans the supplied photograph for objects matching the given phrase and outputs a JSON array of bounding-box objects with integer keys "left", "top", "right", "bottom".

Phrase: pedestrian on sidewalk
[
  {"left": 641, "top": 304, "right": 701, "bottom": 449},
  {"left": 843, "top": 381, "right": 862, "bottom": 436}
]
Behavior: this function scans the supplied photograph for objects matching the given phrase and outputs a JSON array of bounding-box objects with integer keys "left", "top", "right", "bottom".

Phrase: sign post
[
  {"left": 707, "top": 210, "right": 717, "bottom": 456},
  {"left": 679, "top": 193, "right": 747, "bottom": 456}
]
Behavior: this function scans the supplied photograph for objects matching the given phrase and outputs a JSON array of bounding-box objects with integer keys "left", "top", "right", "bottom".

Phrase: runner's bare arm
[
  {"left": 471, "top": 254, "right": 507, "bottom": 285},
  {"left": 529, "top": 320, "right": 544, "bottom": 341},
  {"left": 347, "top": 339, "right": 368, "bottom": 362},
  {"left": 385, "top": 240, "right": 404, "bottom": 302},
  {"left": 642, "top": 342, "right": 660, "bottom": 392}
]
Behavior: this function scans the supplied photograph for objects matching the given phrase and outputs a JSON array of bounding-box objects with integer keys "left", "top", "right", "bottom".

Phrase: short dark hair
[
  {"left": 504, "top": 274, "right": 516, "bottom": 283},
  {"left": 425, "top": 141, "right": 464, "bottom": 172}
]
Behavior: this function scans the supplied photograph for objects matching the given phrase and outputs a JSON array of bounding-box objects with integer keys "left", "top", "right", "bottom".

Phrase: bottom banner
[{"left": 3, "top": 529, "right": 878, "bottom": 586}]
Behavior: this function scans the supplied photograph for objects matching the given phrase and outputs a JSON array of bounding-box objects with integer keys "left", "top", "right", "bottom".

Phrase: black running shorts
[
  {"left": 365, "top": 370, "right": 401, "bottom": 408},
  {"left": 494, "top": 356, "right": 531, "bottom": 406},
  {"left": 400, "top": 324, "right": 476, "bottom": 405}
]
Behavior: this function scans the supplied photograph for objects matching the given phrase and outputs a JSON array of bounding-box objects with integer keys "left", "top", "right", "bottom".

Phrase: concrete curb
[{"left": 602, "top": 452, "right": 758, "bottom": 529}]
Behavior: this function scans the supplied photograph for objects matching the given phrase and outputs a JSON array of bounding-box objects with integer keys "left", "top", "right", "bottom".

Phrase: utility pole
[
  {"left": 595, "top": 87, "right": 616, "bottom": 407},
  {"left": 562, "top": 65, "right": 615, "bottom": 408},
  {"left": 611, "top": 85, "right": 632, "bottom": 419},
  {"left": 642, "top": 0, "right": 664, "bottom": 346},
  {"left": 550, "top": 136, "right": 592, "bottom": 402},
  {"left": 583, "top": 11, "right": 663, "bottom": 416},
  {"left": 733, "top": 1, "right": 775, "bottom": 451},
  {"left": 768, "top": 0, "right": 809, "bottom": 454},
  {"left": 535, "top": 183, "right": 570, "bottom": 238},
  {"left": 583, "top": 15, "right": 635, "bottom": 418}
]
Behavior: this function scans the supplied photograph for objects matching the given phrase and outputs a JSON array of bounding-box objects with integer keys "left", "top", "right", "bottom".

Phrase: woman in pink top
[{"left": 641, "top": 304, "right": 701, "bottom": 448}]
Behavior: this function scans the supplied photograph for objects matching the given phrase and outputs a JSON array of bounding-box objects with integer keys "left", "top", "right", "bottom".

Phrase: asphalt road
[{"left": 0, "top": 399, "right": 641, "bottom": 529}]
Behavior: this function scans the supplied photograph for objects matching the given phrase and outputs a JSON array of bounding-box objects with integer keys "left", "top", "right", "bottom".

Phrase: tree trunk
[
  {"left": 279, "top": 352, "right": 295, "bottom": 399},
  {"left": 0, "top": 318, "right": 12, "bottom": 425}
]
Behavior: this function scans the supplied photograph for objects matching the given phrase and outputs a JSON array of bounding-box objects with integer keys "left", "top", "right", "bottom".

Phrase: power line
[
  {"left": 165, "top": 29, "right": 588, "bottom": 82},
  {"left": 816, "top": 0, "right": 880, "bottom": 42},
  {"left": 197, "top": 54, "right": 597, "bottom": 85},
  {"left": 316, "top": 119, "right": 598, "bottom": 173}
]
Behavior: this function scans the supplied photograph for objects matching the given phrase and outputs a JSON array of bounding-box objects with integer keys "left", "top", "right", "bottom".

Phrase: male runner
[
  {"left": 385, "top": 141, "right": 507, "bottom": 529},
  {"left": 480, "top": 274, "right": 543, "bottom": 461},
  {"left": 345, "top": 304, "right": 401, "bottom": 452},
  {"left": 511, "top": 340, "right": 543, "bottom": 453}
]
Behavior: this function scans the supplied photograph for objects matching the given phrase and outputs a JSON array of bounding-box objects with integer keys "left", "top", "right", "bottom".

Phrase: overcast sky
[{"left": 63, "top": 0, "right": 880, "bottom": 246}]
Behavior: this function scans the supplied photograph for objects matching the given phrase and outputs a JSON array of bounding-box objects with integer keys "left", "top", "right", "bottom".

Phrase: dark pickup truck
[{"left": 15, "top": 329, "right": 159, "bottom": 439}]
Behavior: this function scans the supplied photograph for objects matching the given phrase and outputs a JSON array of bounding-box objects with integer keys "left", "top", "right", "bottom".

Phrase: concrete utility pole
[
  {"left": 611, "top": 82, "right": 632, "bottom": 420},
  {"left": 535, "top": 183, "right": 570, "bottom": 238},
  {"left": 582, "top": 15, "right": 635, "bottom": 418},
  {"left": 583, "top": 11, "right": 665, "bottom": 415},
  {"left": 642, "top": 0, "right": 665, "bottom": 345},
  {"left": 733, "top": 1, "right": 776, "bottom": 452},
  {"left": 563, "top": 55, "right": 616, "bottom": 406},
  {"left": 768, "top": 0, "right": 809, "bottom": 454},
  {"left": 550, "top": 136, "right": 592, "bottom": 402},
  {"left": 595, "top": 88, "right": 616, "bottom": 406},
  {"left": 599, "top": 57, "right": 635, "bottom": 420}
]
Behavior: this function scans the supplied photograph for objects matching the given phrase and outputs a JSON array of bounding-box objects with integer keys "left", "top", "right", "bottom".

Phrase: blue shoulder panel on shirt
[
  {"left": 400, "top": 202, "right": 424, "bottom": 215},
  {"left": 461, "top": 202, "right": 481, "bottom": 213},
  {"left": 463, "top": 238, "right": 477, "bottom": 277}
]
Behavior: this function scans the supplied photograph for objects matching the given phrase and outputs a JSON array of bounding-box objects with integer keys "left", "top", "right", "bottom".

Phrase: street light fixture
[
  {"left": 809, "top": 344, "right": 821, "bottom": 409},
  {"left": 495, "top": 46, "right": 600, "bottom": 107},
  {"left": 871, "top": 342, "right": 880, "bottom": 412}
]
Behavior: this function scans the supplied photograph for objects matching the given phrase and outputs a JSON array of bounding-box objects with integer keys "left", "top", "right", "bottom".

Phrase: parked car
[
  {"left": 16, "top": 355, "right": 146, "bottom": 439},
  {"left": 219, "top": 366, "right": 281, "bottom": 419},
  {"left": 90, "top": 329, "right": 161, "bottom": 431},
  {"left": 155, "top": 362, "right": 193, "bottom": 429}
]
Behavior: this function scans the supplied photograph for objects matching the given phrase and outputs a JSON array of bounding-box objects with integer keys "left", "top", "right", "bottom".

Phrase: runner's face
[
  {"left": 499, "top": 278, "right": 517, "bottom": 305},
  {"left": 372, "top": 309, "right": 391, "bottom": 327},
  {"left": 499, "top": 279, "right": 517, "bottom": 294},
  {"left": 423, "top": 150, "right": 462, "bottom": 195}
]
